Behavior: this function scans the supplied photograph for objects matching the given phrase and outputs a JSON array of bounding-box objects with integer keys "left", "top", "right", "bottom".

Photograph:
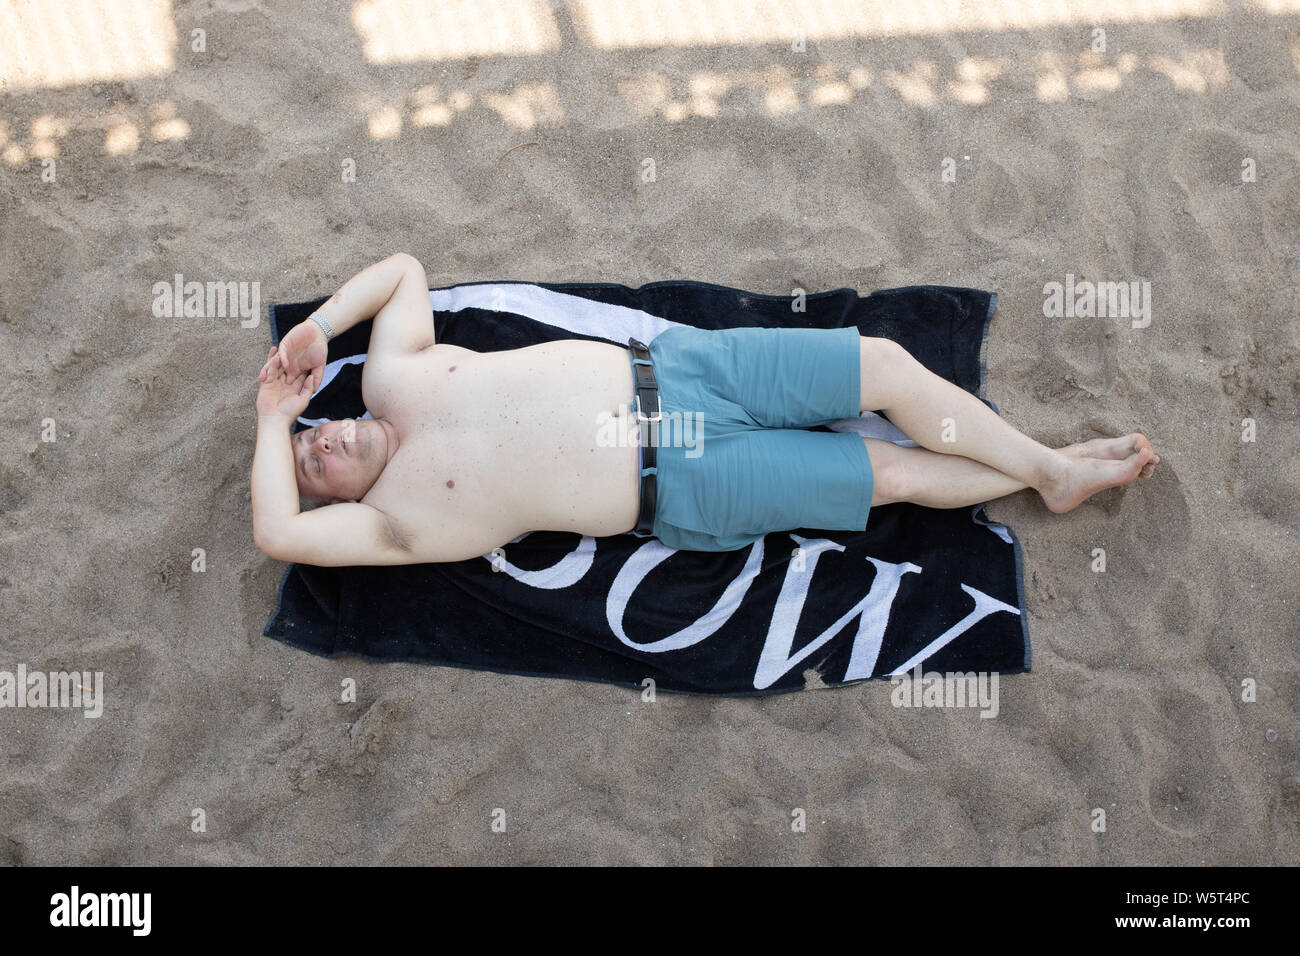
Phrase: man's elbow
[
  {"left": 254, "top": 524, "right": 290, "bottom": 561},
  {"left": 253, "top": 531, "right": 277, "bottom": 560}
]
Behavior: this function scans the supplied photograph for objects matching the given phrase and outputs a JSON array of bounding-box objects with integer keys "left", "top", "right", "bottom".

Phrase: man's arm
[
  {"left": 259, "top": 253, "right": 435, "bottom": 396},
  {"left": 252, "top": 411, "right": 412, "bottom": 566},
  {"left": 310, "top": 252, "right": 435, "bottom": 356}
]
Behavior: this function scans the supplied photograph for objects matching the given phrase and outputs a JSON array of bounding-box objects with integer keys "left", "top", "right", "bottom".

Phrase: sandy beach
[{"left": 1, "top": 0, "right": 1297, "bottom": 864}]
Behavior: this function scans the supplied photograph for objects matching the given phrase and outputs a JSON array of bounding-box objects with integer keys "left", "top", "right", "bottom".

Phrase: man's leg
[
  {"left": 866, "top": 435, "right": 1158, "bottom": 508},
  {"left": 858, "top": 337, "right": 1156, "bottom": 512}
]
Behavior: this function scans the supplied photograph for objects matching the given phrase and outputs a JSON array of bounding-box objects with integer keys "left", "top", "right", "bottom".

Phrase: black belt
[{"left": 628, "top": 337, "right": 660, "bottom": 536}]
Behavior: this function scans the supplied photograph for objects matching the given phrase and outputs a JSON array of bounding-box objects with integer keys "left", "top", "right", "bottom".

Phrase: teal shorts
[{"left": 630, "top": 325, "right": 872, "bottom": 552}]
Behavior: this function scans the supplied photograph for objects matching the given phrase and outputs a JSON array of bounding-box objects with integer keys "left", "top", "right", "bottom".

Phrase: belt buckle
[{"left": 635, "top": 394, "right": 662, "bottom": 424}]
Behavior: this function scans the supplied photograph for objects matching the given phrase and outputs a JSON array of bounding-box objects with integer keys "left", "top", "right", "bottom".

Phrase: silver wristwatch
[{"left": 309, "top": 314, "right": 334, "bottom": 339}]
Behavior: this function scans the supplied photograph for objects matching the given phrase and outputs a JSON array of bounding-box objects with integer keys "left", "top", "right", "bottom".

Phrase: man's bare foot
[
  {"left": 1041, "top": 444, "right": 1155, "bottom": 513},
  {"left": 1061, "top": 433, "right": 1160, "bottom": 479}
]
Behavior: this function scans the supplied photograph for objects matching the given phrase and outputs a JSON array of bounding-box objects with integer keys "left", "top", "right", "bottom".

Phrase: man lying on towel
[{"left": 252, "top": 254, "right": 1159, "bottom": 566}]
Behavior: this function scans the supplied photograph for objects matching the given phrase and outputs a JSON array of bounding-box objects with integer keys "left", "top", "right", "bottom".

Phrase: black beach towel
[{"left": 262, "top": 280, "right": 1030, "bottom": 695}]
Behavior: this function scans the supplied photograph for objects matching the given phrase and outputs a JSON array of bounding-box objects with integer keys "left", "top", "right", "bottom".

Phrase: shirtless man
[{"left": 252, "top": 254, "right": 1158, "bottom": 566}]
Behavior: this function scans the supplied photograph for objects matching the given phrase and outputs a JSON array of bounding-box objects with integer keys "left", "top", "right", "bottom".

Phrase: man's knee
[
  {"left": 864, "top": 438, "right": 907, "bottom": 506},
  {"left": 859, "top": 336, "right": 914, "bottom": 409}
]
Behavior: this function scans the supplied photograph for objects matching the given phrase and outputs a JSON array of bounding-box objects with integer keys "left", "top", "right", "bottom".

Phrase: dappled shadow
[{"left": 1, "top": 0, "right": 1298, "bottom": 160}]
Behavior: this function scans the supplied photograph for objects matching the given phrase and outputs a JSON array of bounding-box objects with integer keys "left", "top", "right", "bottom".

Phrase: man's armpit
[{"left": 381, "top": 513, "right": 414, "bottom": 553}]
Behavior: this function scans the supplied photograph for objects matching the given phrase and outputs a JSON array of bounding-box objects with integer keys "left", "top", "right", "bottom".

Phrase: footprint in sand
[
  {"left": 1137, "top": 689, "right": 1229, "bottom": 837},
  {"left": 1167, "top": 130, "right": 1263, "bottom": 266},
  {"left": 1167, "top": 130, "right": 1247, "bottom": 194},
  {"left": 1040, "top": 435, "right": 1189, "bottom": 654},
  {"left": 965, "top": 157, "right": 1034, "bottom": 242},
  {"left": 1262, "top": 172, "right": 1300, "bottom": 262}
]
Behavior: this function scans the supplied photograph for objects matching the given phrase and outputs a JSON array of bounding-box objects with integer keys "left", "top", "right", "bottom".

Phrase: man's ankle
[{"left": 1035, "top": 451, "right": 1070, "bottom": 494}]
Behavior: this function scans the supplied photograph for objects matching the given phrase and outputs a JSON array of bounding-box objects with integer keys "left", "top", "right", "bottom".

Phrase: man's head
[{"left": 293, "top": 418, "right": 394, "bottom": 507}]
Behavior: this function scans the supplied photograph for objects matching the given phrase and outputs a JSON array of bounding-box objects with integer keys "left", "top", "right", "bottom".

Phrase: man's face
[{"left": 293, "top": 418, "right": 388, "bottom": 504}]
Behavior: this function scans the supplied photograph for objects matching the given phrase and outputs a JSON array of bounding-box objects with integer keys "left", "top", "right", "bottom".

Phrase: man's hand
[
  {"left": 256, "top": 347, "right": 313, "bottom": 419},
  {"left": 259, "top": 317, "right": 328, "bottom": 396}
]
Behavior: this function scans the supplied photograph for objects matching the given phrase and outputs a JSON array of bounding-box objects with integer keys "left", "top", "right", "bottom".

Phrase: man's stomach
[{"left": 485, "top": 339, "right": 642, "bottom": 537}]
